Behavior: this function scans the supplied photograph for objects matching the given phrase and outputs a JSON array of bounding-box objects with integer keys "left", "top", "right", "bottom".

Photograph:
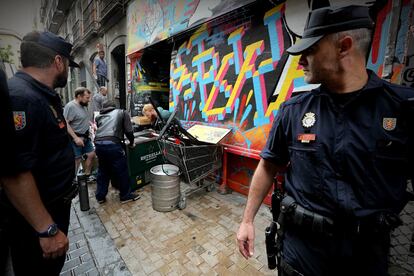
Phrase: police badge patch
[
  {"left": 302, "top": 112, "right": 316, "bottom": 128},
  {"left": 383, "top": 118, "right": 396, "bottom": 131},
  {"left": 13, "top": 111, "right": 26, "bottom": 130}
]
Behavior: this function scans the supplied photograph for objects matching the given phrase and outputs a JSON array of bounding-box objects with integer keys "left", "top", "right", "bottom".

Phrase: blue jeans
[
  {"left": 95, "top": 143, "right": 131, "bottom": 200},
  {"left": 71, "top": 138, "right": 94, "bottom": 159}
]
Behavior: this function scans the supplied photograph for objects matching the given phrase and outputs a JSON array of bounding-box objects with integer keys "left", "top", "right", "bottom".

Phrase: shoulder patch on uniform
[
  {"left": 13, "top": 111, "right": 26, "bottom": 130},
  {"left": 383, "top": 117, "right": 396, "bottom": 131}
]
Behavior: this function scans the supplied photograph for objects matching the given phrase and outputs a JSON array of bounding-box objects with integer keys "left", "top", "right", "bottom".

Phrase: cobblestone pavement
[
  {"left": 61, "top": 180, "right": 414, "bottom": 275},
  {"left": 81, "top": 181, "right": 274, "bottom": 275},
  {"left": 389, "top": 201, "right": 414, "bottom": 276},
  {"left": 60, "top": 196, "right": 131, "bottom": 276}
]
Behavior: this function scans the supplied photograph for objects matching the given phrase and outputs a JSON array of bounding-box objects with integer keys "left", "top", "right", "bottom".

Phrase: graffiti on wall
[
  {"left": 167, "top": 0, "right": 414, "bottom": 151},
  {"left": 367, "top": 0, "right": 413, "bottom": 83},
  {"left": 127, "top": 0, "right": 254, "bottom": 55}
]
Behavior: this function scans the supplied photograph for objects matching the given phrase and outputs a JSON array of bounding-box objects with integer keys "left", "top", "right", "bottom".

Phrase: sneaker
[
  {"left": 97, "top": 198, "right": 106, "bottom": 204},
  {"left": 120, "top": 193, "right": 141, "bottom": 204},
  {"left": 86, "top": 175, "right": 96, "bottom": 182}
]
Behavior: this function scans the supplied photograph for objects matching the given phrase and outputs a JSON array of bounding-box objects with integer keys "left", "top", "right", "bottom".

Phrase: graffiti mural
[
  {"left": 127, "top": 0, "right": 254, "bottom": 55},
  {"left": 367, "top": 0, "right": 413, "bottom": 83},
  {"left": 170, "top": 2, "right": 295, "bottom": 151},
  {"left": 167, "top": 0, "right": 414, "bottom": 151}
]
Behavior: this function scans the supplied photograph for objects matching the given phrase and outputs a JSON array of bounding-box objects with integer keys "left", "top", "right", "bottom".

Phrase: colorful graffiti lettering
[
  {"left": 129, "top": 0, "right": 413, "bottom": 150},
  {"left": 170, "top": 2, "right": 306, "bottom": 150},
  {"left": 168, "top": 1, "right": 413, "bottom": 150},
  {"left": 127, "top": 0, "right": 254, "bottom": 54}
]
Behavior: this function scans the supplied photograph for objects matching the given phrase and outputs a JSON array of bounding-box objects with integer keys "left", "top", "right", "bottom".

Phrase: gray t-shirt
[
  {"left": 63, "top": 100, "right": 91, "bottom": 135},
  {"left": 91, "top": 93, "right": 107, "bottom": 112}
]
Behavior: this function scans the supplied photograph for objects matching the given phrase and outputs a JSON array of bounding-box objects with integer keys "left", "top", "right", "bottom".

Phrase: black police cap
[
  {"left": 25, "top": 31, "right": 80, "bottom": 67},
  {"left": 287, "top": 5, "right": 375, "bottom": 55}
]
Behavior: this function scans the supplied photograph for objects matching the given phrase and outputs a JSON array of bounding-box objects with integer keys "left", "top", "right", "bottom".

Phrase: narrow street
[
  {"left": 61, "top": 181, "right": 275, "bottom": 275},
  {"left": 60, "top": 181, "right": 414, "bottom": 276}
]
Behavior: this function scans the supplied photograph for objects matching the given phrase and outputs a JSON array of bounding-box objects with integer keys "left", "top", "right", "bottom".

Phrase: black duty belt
[{"left": 280, "top": 195, "right": 402, "bottom": 236}]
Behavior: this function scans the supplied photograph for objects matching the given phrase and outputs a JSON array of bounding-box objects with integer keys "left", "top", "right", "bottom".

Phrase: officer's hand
[
  {"left": 74, "top": 137, "right": 85, "bottom": 147},
  {"left": 128, "top": 142, "right": 136, "bottom": 149},
  {"left": 39, "top": 230, "right": 69, "bottom": 259},
  {"left": 237, "top": 221, "right": 255, "bottom": 259}
]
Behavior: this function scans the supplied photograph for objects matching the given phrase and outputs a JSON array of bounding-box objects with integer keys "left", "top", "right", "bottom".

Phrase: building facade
[{"left": 42, "top": 0, "right": 129, "bottom": 108}]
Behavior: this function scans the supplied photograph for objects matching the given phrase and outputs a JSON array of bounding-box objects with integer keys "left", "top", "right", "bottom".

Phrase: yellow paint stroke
[
  {"left": 246, "top": 89, "right": 253, "bottom": 106},
  {"left": 266, "top": 55, "right": 303, "bottom": 116}
]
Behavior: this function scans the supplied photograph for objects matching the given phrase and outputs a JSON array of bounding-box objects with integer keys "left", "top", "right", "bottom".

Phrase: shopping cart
[
  {"left": 158, "top": 138, "right": 223, "bottom": 209},
  {"left": 148, "top": 97, "right": 223, "bottom": 209}
]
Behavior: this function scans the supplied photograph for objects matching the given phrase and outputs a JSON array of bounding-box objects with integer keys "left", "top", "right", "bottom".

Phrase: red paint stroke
[
  {"left": 237, "top": 94, "right": 247, "bottom": 122},
  {"left": 371, "top": 1, "right": 392, "bottom": 63}
]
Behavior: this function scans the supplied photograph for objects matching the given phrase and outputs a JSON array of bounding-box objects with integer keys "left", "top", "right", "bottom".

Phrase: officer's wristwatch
[{"left": 37, "top": 223, "right": 59, "bottom": 238}]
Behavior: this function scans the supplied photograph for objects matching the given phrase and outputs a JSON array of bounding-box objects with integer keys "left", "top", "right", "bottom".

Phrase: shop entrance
[
  {"left": 129, "top": 40, "right": 172, "bottom": 118},
  {"left": 112, "top": 44, "right": 126, "bottom": 109}
]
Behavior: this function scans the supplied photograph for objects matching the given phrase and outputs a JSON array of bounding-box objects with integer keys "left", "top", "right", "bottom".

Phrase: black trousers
[
  {"left": 281, "top": 226, "right": 390, "bottom": 276},
  {"left": 96, "top": 74, "right": 107, "bottom": 87},
  {"left": 0, "top": 207, "right": 9, "bottom": 275},
  {"left": 6, "top": 201, "right": 71, "bottom": 276}
]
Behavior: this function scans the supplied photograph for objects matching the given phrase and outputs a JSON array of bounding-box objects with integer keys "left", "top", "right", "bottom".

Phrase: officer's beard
[{"left": 53, "top": 69, "right": 68, "bottom": 88}]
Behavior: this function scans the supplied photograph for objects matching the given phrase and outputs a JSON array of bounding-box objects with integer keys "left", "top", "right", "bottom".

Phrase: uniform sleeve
[
  {"left": 9, "top": 94, "right": 46, "bottom": 172},
  {"left": 260, "top": 103, "right": 290, "bottom": 166}
]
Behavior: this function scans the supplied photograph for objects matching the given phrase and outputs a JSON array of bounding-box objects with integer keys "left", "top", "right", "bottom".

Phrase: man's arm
[
  {"left": 123, "top": 111, "right": 135, "bottom": 146},
  {"left": 63, "top": 105, "right": 84, "bottom": 147},
  {"left": 66, "top": 122, "right": 84, "bottom": 147},
  {"left": 92, "top": 60, "right": 97, "bottom": 79},
  {"left": 2, "top": 171, "right": 69, "bottom": 259},
  {"left": 237, "top": 159, "right": 285, "bottom": 259}
]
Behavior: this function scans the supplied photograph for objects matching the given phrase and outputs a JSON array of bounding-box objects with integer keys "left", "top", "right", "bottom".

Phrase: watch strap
[{"left": 37, "top": 223, "right": 58, "bottom": 237}]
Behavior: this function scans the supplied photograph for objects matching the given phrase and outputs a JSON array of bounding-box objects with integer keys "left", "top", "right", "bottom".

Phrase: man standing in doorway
[
  {"left": 64, "top": 87, "right": 96, "bottom": 181},
  {"left": 93, "top": 50, "right": 108, "bottom": 87}
]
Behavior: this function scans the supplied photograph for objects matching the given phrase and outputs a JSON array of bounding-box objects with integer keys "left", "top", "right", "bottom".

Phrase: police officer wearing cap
[
  {"left": 237, "top": 5, "right": 414, "bottom": 276},
  {"left": 1, "top": 31, "right": 79, "bottom": 275}
]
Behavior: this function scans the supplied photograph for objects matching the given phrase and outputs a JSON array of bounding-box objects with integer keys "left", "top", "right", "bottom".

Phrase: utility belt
[
  {"left": 75, "top": 131, "right": 90, "bottom": 139},
  {"left": 280, "top": 195, "right": 402, "bottom": 236}
]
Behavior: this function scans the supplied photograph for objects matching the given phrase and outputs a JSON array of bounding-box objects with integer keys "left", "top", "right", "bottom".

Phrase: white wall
[{"left": 0, "top": 0, "right": 43, "bottom": 67}]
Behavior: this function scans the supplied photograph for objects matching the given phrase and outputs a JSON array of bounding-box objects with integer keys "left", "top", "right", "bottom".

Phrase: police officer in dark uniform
[
  {"left": 1, "top": 31, "right": 79, "bottom": 275},
  {"left": 237, "top": 5, "right": 414, "bottom": 276}
]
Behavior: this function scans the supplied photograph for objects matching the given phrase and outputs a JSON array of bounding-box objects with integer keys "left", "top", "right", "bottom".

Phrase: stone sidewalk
[
  {"left": 62, "top": 181, "right": 274, "bottom": 275},
  {"left": 62, "top": 180, "right": 414, "bottom": 275},
  {"left": 60, "top": 196, "right": 132, "bottom": 276}
]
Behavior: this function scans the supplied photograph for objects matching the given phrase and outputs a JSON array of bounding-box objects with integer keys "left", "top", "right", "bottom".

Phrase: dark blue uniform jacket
[
  {"left": 7, "top": 71, "right": 75, "bottom": 204},
  {"left": 261, "top": 70, "right": 414, "bottom": 219}
]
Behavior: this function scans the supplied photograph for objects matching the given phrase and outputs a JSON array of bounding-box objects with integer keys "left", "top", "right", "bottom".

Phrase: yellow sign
[{"left": 187, "top": 125, "right": 231, "bottom": 144}]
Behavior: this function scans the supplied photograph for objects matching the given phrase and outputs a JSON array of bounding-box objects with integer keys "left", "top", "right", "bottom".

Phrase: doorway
[{"left": 111, "top": 44, "right": 126, "bottom": 109}]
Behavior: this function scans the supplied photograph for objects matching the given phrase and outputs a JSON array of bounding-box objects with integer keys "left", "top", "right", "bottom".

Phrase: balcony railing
[
  {"left": 99, "top": 0, "right": 123, "bottom": 21},
  {"left": 82, "top": 0, "right": 99, "bottom": 39},
  {"left": 72, "top": 19, "right": 82, "bottom": 45}
]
